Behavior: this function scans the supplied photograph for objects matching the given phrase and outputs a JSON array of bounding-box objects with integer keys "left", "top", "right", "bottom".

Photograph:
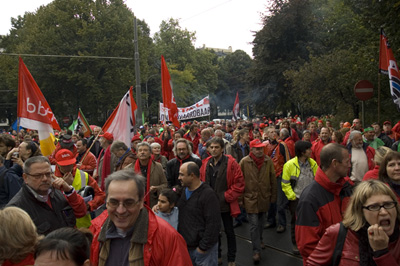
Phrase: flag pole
[
  {"left": 79, "top": 131, "right": 101, "bottom": 164},
  {"left": 378, "top": 73, "right": 381, "bottom": 123}
]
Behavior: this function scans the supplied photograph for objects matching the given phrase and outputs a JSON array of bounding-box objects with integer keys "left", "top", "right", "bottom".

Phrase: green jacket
[{"left": 281, "top": 157, "right": 318, "bottom": 200}]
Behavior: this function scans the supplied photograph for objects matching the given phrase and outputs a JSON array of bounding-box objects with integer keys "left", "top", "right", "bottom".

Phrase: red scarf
[
  {"left": 151, "top": 154, "right": 161, "bottom": 163},
  {"left": 250, "top": 152, "right": 264, "bottom": 170},
  {"left": 176, "top": 154, "right": 190, "bottom": 166},
  {"left": 134, "top": 159, "right": 152, "bottom": 205}
]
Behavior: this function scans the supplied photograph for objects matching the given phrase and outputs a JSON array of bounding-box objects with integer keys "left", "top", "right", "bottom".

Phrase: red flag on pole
[
  {"left": 18, "top": 57, "right": 60, "bottom": 156},
  {"left": 161, "top": 55, "right": 180, "bottom": 128},
  {"left": 232, "top": 92, "right": 240, "bottom": 121},
  {"left": 102, "top": 87, "right": 137, "bottom": 147},
  {"left": 379, "top": 29, "right": 400, "bottom": 110}
]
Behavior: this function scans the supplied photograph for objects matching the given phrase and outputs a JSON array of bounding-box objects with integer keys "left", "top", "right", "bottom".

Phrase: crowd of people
[{"left": 0, "top": 115, "right": 400, "bottom": 265}]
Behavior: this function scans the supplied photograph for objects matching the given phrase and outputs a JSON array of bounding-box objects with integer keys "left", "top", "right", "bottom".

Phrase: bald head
[
  {"left": 182, "top": 162, "right": 200, "bottom": 178},
  {"left": 319, "top": 143, "right": 347, "bottom": 171}
]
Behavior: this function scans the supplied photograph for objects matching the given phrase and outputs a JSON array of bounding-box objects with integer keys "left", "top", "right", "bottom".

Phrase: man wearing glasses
[
  {"left": 89, "top": 169, "right": 192, "bottom": 266},
  {"left": 7, "top": 156, "right": 87, "bottom": 235}
]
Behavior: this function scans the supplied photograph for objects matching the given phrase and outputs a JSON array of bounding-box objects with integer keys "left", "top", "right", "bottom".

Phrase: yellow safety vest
[{"left": 72, "top": 169, "right": 92, "bottom": 228}]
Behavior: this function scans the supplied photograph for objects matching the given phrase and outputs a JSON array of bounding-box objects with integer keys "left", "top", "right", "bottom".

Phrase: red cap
[
  {"left": 55, "top": 149, "right": 76, "bottom": 166},
  {"left": 131, "top": 135, "right": 141, "bottom": 142},
  {"left": 99, "top": 132, "right": 113, "bottom": 141},
  {"left": 383, "top": 121, "right": 391, "bottom": 125},
  {"left": 318, "top": 120, "right": 323, "bottom": 123},
  {"left": 250, "top": 139, "right": 265, "bottom": 148},
  {"left": 296, "top": 121, "right": 302, "bottom": 125},
  {"left": 260, "top": 123, "right": 265, "bottom": 128}
]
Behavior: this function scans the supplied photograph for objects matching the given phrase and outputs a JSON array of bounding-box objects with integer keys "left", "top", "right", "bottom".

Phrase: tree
[
  {"left": 1, "top": 0, "right": 153, "bottom": 125},
  {"left": 152, "top": 19, "right": 219, "bottom": 111},
  {"left": 249, "top": 0, "right": 319, "bottom": 116},
  {"left": 216, "top": 50, "right": 252, "bottom": 114}
]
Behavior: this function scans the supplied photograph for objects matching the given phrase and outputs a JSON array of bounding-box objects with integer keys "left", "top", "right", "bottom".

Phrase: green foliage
[
  {"left": 216, "top": 50, "right": 252, "bottom": 112},
  {"left": 1, "top": 0, "right": 152, "bottom": 125}
]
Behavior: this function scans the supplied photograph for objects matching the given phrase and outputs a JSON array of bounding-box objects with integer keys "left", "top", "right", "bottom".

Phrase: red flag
[
  {"left": 76, "top": 108, "right": 92, "bottom": 138},
  {"left": 232, "top": 92, "right": 240, "bottom": 121},
  {"left": 379, "top": 29, "right": 400, "bottom": 110},
  {"left": 18, "top": 57, "right": 60, "bottom": 130},
  {"left": 18, "top": 57, "right": 59, "bottom": 156},
  {"left": 161, "top": 56, "right": 180, "bottom": 128},
  {"left": 102, "top": 87, "right": 137, "bottom": 147}
]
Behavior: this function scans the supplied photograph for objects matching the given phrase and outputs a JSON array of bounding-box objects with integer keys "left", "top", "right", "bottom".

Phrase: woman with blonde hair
[
  {"left": 0, "top": 207, "right": 41, "bottom": 265},
  {"left": 307, "top": 179, "right": 400, "bottom": 265}
]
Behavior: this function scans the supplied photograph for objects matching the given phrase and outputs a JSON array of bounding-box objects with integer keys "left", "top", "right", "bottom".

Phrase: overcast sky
[{"left": 0, "top": 0, "right": 268, "bottom": 57}]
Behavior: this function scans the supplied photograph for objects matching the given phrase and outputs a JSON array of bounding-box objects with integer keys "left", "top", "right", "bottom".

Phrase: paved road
[{"left": 219, "top": 222, "right": 303, "bottom": 266}]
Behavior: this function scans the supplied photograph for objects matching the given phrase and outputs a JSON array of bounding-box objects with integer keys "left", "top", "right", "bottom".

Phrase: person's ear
[
  {"left": 83, "top": 259, "right": 90, "bottom": 266},
  {"left": 23, "top": 173, "right": 28, "bottom": 183}
]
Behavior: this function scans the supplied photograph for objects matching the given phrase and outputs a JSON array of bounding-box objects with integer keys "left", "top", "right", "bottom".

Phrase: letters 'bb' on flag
[
  {"left": 379, "top": 29, "right": 400, "bottom": 110},
  {"left": 102, "top": 86, "right": 137, "bottom": 147},
  {"left": 18, "top": 57, "right": 60, "bottom": 156},
  {"left": 232, "top": 92, "right": 240, "bottom": 121},
  {"left": 161, "top": 56, "right": 180, "bottom": 128}
]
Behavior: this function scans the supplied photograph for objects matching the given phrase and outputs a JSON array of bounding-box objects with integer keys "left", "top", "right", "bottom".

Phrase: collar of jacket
[
  {"left": 315, "top": 168, "right": 348, "bottom": 196},
  {"left": 98, "top": 208, "right": 149, "bottom": 245}
]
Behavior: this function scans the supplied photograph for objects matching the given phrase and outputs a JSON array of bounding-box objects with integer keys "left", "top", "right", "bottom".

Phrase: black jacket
[
  {"left": 7, "top": 184, "right": 76, "bottom": 235},
  {"left": 231, "top": 141, "right": 249, "bottom": 163},
  {"left": 177, "top": 183, "right": 221, "bottom": 251},
  {"left": 0, "top": 164, "right": 23, "bottom": 207},
  {"left": 166, "top": 155, "right": 202, "bottom": 188}
]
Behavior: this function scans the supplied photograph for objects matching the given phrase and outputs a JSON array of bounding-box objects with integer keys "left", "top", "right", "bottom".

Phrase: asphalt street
[{"left": 219, "top": 221, "right": 303, "bottom": 266}]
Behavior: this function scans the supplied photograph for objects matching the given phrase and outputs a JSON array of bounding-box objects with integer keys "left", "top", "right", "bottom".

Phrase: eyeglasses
[
  {"left": 27, "top": 172, "right": 52, "bottom": 180},
  {"left": 107, "top": 198, "right": 140, "bottom": 209},
  {"left": 362, "top": 201, "right": 397, "bottom": 212}
]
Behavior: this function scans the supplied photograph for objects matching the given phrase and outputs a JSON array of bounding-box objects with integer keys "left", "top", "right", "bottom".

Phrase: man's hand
[
  {"left": 6, "top": 148, "right": 19, "bottom": 160},
  {"left": 52, "top": 177, "right": 73, "bottom": 193},
  {"left": 63, "top": 172, "right": 74, "bottom": 185},
  {"left": 150, "top": 185, "right": 158, "bottom": 192},
  {"left": 196, "top": 247, "right": 206, "bottom": 254},
  {"left": 76, "top": 163, "right": 82, "bottom": 169},
  {"left": 152, "top": 204, "right": 160, "bottom": 213}
]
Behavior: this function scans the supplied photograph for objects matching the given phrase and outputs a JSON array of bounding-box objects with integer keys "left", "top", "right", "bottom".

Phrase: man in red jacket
[
  {"left": 311, "top": 127, "right": 333, "bottom": 166},
  {"left": 75, "top": 139, "right": 97, "bottom": 176},
  {"left": 89, "top": 169, "right": 192, "bottom": 266},
  {"left": 295, "top": 143, "right": 354, "bottom": 264},
  {"left": 200, "top": 137, "right": 244, "bottom": 266}
]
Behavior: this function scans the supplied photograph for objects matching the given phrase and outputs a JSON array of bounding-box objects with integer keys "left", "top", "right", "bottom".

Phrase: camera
[{"left": 12, "top": 152, "right": 19, "bottom": 158}]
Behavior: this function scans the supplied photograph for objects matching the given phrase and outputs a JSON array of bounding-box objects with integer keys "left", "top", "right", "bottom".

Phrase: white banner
[{"left": 160, "top": 96, "right": 210, "bottom": 121}]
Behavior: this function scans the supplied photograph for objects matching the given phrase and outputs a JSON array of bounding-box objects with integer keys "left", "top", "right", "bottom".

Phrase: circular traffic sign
[{"left": 354, "top": 80, "right": 374, "bottom": 101}]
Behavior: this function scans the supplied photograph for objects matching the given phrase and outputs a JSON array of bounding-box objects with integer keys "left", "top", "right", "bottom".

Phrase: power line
[
  {"left": 0, "top": 52, "right": 133, "bottom": 60},
  {"left": 181, "top": 0, "right": 232, "bottom": 22}
]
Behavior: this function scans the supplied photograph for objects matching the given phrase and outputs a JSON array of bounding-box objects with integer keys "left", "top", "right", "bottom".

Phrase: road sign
[{"left": 354, "top": 80, "right": 373, "bottom": 101}]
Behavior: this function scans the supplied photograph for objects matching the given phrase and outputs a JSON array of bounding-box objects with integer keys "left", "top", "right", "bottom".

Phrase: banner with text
[{"left": 160, "top": 96, "right": 210, "bottom": 121}]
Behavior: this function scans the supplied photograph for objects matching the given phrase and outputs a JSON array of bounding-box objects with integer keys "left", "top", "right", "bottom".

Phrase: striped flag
[
  {"left": 76, "top": 108, "right": 92, "bottom": 137},
  {"left": 102, "top": 87, "right": 137, "bottom": 147},
  {"left": 379, "top": 29, "right": 400, "bottom": 110},
  {"left": 18, "top": 57, "right": 60, "bottom": 156}
]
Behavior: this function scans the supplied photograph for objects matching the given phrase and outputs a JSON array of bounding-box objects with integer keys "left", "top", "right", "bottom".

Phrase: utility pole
[{"left": 134, "top": 16, "right": 142, "bottom": 126}]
